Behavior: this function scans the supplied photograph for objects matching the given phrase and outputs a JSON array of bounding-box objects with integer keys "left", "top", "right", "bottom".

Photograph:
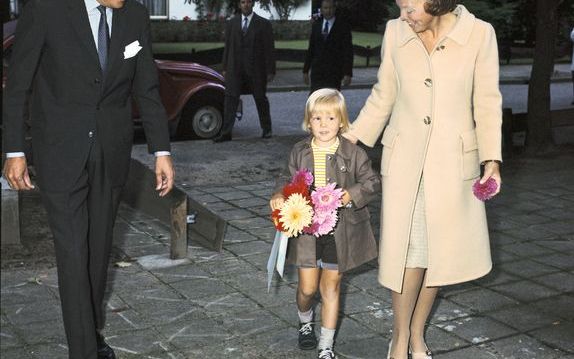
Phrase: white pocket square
[{"left": 123, "top": 40, "right": 142, "bottom": 59}]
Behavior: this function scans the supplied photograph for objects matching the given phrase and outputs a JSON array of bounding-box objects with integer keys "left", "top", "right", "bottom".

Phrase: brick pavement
[{"left": 1, "top": 148, "right": 573, "bottom": 358}]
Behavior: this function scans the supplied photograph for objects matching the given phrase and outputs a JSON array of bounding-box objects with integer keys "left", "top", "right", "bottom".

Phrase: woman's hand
[
  {"left": 480, "top": 161, "right": 502, "bottom": 197},
  {"left": 270, "top": 193, "right": 285, "bottom": 211}
]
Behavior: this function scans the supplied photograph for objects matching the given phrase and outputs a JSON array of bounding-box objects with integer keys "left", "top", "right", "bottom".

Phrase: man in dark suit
[
  {"left": 2, "top": 0, "right": 174, "bottom": 357},
  {"left": 304, "top": 0, "right": 353, "bottom": 93},
  {"left": 213, "top": 0, "right": 276, "bottom": 143}
]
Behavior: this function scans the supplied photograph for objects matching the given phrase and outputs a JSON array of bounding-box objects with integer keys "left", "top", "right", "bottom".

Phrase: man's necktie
[
  {"left": 242, "top": 17, "right": 248, "bottom": 35},
  {"left": 322, "top": 20, "right": 329, "bottom": 39},
  {"left": 97, "top": 5, "right": 110, "bottom": 72}
]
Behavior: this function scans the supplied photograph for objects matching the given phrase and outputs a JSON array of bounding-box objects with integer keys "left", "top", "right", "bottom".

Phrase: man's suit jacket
[
  {"left": 222, "top": 13, "right": 275, "bottom": 98},
  {"left": 2, "top": 0, "right": 170, "bottom": 191},
  {"left": 303, "top": 17, "right": 353, "bottom": 86}
]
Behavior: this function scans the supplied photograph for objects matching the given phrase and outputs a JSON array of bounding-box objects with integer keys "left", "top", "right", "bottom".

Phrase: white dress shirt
[
  {"left": 6, "top": 0, "right": 169, "bottom": 159},
  {"left": 241, "top": 12, "right": 254, "bottom": 31},
  {"left": 322, "top": 16, "right": 335, "bottom": 35}
]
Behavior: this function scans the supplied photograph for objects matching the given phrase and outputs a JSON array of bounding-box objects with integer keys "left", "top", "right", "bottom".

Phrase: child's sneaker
[
  {"left": 298, "top": 322, "right": 317, "bottom": 350},
  {"left": 318, "top": 347, "right": 337, "bottom": 359}
]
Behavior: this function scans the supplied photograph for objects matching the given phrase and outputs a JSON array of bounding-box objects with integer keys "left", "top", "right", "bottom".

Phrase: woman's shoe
[{"left": 409, "top": 345, "right": 433, "bottom": 359}]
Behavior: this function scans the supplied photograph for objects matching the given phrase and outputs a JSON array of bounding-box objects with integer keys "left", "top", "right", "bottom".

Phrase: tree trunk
[{"left": 526, "top": 0, "right": 562, "bottom": 153}]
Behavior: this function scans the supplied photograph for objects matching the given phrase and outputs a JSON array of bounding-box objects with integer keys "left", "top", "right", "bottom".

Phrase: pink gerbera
[
  {"left": 312, "top": 211, "right": 338, "bottom": 237},
  {"left": 311, "top": 183, "right": 344, "bottom": 213}
]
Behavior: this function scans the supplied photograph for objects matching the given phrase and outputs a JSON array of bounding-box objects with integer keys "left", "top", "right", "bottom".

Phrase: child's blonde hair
[{"left": 302, "top": 88, "right": 350, "bottom": 133}]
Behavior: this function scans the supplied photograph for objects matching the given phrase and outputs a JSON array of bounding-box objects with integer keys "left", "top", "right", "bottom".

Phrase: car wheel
[
  {"left": 179, "top": 100, "right": 223, "bottom": 139},
  {"left": 191, "top": 105, "right": 222, "bottom": 139}
]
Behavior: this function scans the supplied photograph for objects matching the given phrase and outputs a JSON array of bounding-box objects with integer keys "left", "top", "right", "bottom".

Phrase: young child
[{"left": 270, "top": 89, "right": 381, "bottom": 359}]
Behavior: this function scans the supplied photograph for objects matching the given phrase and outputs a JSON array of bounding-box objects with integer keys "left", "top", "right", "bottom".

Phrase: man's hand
[
  {"left": 303, "top": 72, "right": 310, "bottom": 85},
  {"left": 342, "top": 75, "right": 352, "bottom": 87},
  {"left": 341, "top": 190, "right": 351, "bottom": 206},
  {"left": 155, "top": 155, "right": 174, "bottom": 197},
  {"left": 2, "top": 157, "right": 35, "bottom": 190},
  {"left": 267, "top": 73, "right": 275, "bottom": 83}
]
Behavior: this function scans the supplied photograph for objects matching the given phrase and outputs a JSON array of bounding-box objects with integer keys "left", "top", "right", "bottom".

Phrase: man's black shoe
[
  {"left": 213, "top": 134, "right": 232, "bottom": 143},
  {"left": 97, "top": 336, "right": 116, "bottom": 359},
  {"left": 298, "top": 322, "right": 317, "bottom": 350},
  {"left": 262, "top": 129, "right": 272, "bottom": 139}
]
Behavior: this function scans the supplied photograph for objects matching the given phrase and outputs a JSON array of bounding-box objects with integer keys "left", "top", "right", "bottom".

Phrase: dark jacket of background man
[{"left": 303, "top": 14, "right": 353, "bottom": 92}]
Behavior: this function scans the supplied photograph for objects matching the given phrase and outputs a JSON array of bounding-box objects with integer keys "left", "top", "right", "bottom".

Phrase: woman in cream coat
[{"left": 345, "top": 1, "right": 502, "bottom": 358}]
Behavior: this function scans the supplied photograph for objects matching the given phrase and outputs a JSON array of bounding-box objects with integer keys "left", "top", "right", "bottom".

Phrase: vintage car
[{"left": 2, "top": 20, "right": 230, "bottom": 140}]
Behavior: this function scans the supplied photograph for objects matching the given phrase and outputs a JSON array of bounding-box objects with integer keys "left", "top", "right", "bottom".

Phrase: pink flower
[
  {"left": 312, "top": 211, "right": 338, "bottom": 237},
  {"left": 293, "top": 169, "right": 314, "bottom": 187},
  {"left": 473, "top": 177, "right": 498, "bottom": 201},
  {"left": 311, "top": 183, "right": 343, "bottom": 213}
]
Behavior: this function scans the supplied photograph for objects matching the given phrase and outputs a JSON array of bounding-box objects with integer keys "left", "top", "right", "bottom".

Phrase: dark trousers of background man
[
  {"left": 221, "top": 71, "right": 271, "bottom": 136},
  {"left": 41, "top": 138, "right": 122, "bottom": 358}
]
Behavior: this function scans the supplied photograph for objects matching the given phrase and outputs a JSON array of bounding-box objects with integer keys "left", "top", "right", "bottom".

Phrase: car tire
[{"left": 179, "top": 100, "right": 223, "bottom": 139}]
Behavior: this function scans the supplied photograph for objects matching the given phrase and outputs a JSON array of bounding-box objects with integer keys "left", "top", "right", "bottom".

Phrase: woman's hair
[
  {"left": 302, "top": 88, "right": 350, "bottom": 133},
  {"left": 424, "top": 0, "right": 458, "bottom": 16}
]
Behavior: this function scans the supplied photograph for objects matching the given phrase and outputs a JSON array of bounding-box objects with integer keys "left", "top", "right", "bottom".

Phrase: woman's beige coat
[{"left": 349, "top": 5, "right": 502, "bottom": 292}]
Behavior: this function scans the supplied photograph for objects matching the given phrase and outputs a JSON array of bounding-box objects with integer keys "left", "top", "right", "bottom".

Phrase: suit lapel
[
  {"left": 104, "top": 5, "right": 127, "bottom": 84},
  {"left": 65, "top": 0, "right": 101, "bottom": 71}
]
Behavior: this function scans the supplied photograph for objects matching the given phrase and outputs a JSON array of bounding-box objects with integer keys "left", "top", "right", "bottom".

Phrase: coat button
[
  {"left": 340, "top": 166, "right": 347, "bottom": 172},
  {"left": 88, "top": 131, "right": 94, "bottom": 138},
  {"left": 423, "top": 116, "right": 431, "bottom": 125},
  {"left": 94, "top": 78, "right": 101, "bottom": 84},
  {"left": 424, "top": 78, "right": 432, "bottom": 87},
  {"left": 436, "top": 45, "right": 446, "bottom": 51}
]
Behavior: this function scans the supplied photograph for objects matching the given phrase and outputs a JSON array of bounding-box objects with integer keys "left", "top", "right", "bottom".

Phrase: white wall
[{"left": 166, "top": 0, "right": 312, "bottom": 21}]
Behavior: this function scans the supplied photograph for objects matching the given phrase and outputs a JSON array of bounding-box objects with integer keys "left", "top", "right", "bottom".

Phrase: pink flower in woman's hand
[
  {"left": 473, "top": 177, "right": 498, "bottom": 201},
  {"left": 311, "top": 183, "right": 343, "bottom": 213}
]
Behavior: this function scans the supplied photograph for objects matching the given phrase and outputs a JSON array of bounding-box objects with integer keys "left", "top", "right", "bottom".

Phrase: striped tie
[{"left": 97, "top": 5, "right": 110, "bottom": 72}]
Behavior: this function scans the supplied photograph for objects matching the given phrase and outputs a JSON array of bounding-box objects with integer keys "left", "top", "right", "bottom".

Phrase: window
[{"left": 136, "top": 0, "right": 168, "bottom": 19}]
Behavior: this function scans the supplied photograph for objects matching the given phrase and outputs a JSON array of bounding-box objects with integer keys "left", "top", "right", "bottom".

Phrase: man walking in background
[
  {"left": 304, "top": 0, "right": 353, "bottom": 93},
  {"left": 2, "top": 0, "right": 174, "bottom": 357},
  {"left": 215, "top": 0, "right": 276, "bottom": 142}
]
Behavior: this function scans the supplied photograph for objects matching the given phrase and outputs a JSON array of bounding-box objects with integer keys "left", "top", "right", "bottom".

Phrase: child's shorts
[{"left": 315, "top": 235, "right": 338, "bottom": 271}]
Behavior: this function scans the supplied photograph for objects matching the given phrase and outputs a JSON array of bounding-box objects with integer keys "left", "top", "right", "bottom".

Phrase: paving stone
[
  {"left": 243, "top": 226, "right": 278, "bottom": 242},
  {"left": 228, "top": 197, "right": 269, "bottom": 208},
  {"left": 204, "top": 201, "right": 237, "bottom": 211},
  {"left": 424, "top": 324, "right": 471, "bottom": 353},
  {"left": 223, "top": 227, "right": 259, "bottom": 244},
  {"left": 191, "top": 193, "right": 222, "bottom": 204},
  {"left": 334, "top": 334, "right": 388, "bottom": 359},
  {"left": 225, "top": 240, "right": 270, "bottom": 257},
  {"left": 531, "top": 272, "right": 574, "bottom": 293},
  {"left": 155, "top": 315, "right": 232, "bottom": 351},
  {"left": 106, "top": 328, "right": 173, "bottom": 356},
  {"left": 220, "top": 269, "right": 272, "bottom": 291},
  {"left": 197, "top": 257, "right": 257, "bottom": 276},
  {"left": 16, "top": 319, "right": 66, "bottom": 345},
  {"left": 195, "top": 292, "right": 260, "bottom": 318},
  {"left": 335, "top": 316, "right": 379, "bottom": 343},
  {"left": 348, "top": 305, "right": 393, "bottom": 337},
  {"left": 228, "top": 217, "right": 274, "bottom": 230},
  {"left": 447, "top": 288, "right": 519, "bottom": 313},
  {"left": 486, "top": 304, "right": 562, "bottom": 332},
  {"left": 429, "top": 299, "right": 472, "bottom": 324},
  {"left": 149, "top": 264, "right": 212, "bottom": 284},
  {"left": 221, "top": 308, "right": 288, "bottom": 338},
  {"left": 490, "top": 280, "right": 560, "bottom": 303},
  {"left": 252, "top": 284, "right": 297, "bottom": 308},
  {"left": 0, "top": 323, "right": 23, "bottom": 349},
  {"left": 529, "top": 321, "right": 574, "bottom": 353},
  {"left": 343, "top": 267, "right": 380, "bottom": 290},
  {"left": 438, "top": 344, "right": 512, "bottom": 359},
  {"left": 483, "top": 334, "right": 565, "bottom": 359},
  {"left": 169, "top": 277, "right": 237, "bottom": 301},
  {"left": 27, "top": 343, "right": 69, "bottom": 359},
  {"left": 242, "top": 251, "right": 279, "bottom": 272},
  {"left": 213, "top": 191, "right": 253, "bottom": 201},
  {"left": 531, "top": 295, "right": 574, "bottom": 321},
  {"left": 248, "top": 205, "right": 272, "bottom": 217},
  {"left": 3, "top": 300, "right": 62, "bottom": 328},
  {"left": 475, "top": 267, "right": 521, "bottom": 287},
  {"left": 0, "top": 283, "right": 57, "bottom": 307},
  {"left": 1, "top": 347, "right": 35, "bottom": 359},
  {"left": 436, "top": 316, "right": 516, "bottom": 344},
  {"left": 497, "top": 259, "right": 561, "bottom": 279},
  {"left": 499, "top": 242, "right": 555, "bottom": 258},
  {"left": 119, "top": 243, "right": 170, "bottom": 259},
  {"left": 217, "top": 208, "right": 258, "bottom": 221},
  {"left": 530, "top": 252, "right": 574, "bottom": 271},
  {"left": 339, "top": 291, "right": 385, "bottom": 315}
]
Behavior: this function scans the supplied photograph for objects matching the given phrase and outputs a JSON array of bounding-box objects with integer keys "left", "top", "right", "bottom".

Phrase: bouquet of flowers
[{"left": 267, "top": 169, "right": 344, "bottom": 291}]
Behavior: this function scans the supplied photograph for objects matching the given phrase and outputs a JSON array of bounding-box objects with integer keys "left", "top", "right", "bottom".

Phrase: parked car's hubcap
[{"left": 192, "top": 106, "right": 222, "bottom": 138}]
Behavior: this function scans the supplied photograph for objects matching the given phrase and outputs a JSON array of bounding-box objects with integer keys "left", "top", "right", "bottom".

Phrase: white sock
[
  {"left": 318, "top": 327, "right": 336, "bottom": 350},
  {"left": 297, "top": 308, "right": 313, "bottom": 323}
]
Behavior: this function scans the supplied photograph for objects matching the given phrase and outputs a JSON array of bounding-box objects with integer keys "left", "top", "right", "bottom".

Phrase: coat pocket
[
  {"left": 460, "top": 129, "right": 480, "bottom": 180},
  {"left": 380, "top": 126, "right": 399, "bottom": 177},
  {"left": 347, "top": 207, "right": 371, "bottom": 224}
]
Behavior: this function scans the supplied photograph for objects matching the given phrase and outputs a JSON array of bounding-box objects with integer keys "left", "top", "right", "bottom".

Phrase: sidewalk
[
  {"left": 268, "top": 63, "right": 573, "bottom": 92},
  {"left": 1, "top": 140, "right": 573, "bottom": 358}
]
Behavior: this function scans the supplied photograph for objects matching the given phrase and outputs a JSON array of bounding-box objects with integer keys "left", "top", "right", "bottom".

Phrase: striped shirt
[{"left": 311, "top": 137, "right": 340, "bottom": 188}]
